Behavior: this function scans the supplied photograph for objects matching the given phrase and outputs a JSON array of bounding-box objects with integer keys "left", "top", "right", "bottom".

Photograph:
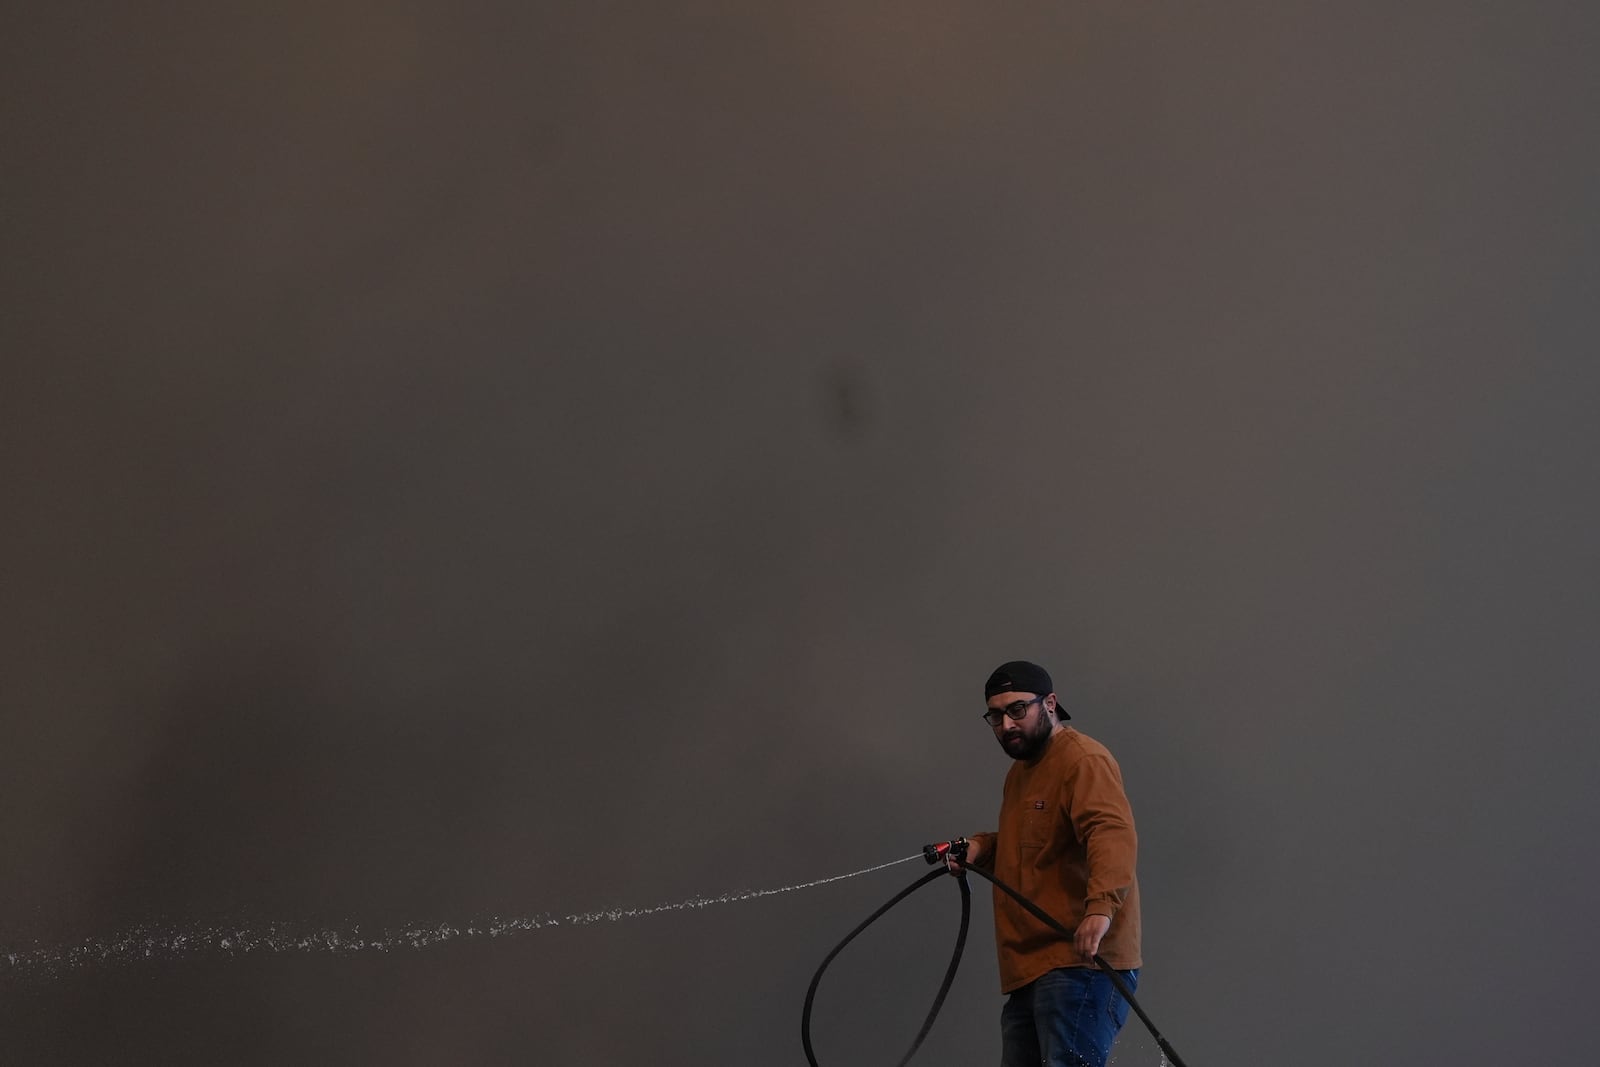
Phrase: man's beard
[{"left": 999, "top": 715, "right": 1053, "bottom": 761}]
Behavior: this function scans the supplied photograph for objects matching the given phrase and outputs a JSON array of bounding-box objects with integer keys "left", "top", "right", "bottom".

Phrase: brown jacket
[{"left": 969, "top": 727, "right": 1142, "bottom": 992}]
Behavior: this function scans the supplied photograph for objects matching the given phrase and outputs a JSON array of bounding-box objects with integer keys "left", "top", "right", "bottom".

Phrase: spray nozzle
[{"left": 922, "top": 838, "right": 969, "bottom": 864}]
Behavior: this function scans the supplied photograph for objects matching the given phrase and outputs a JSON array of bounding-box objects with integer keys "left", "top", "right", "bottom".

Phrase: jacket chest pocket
[{"left": 1018, "top": 799, "right": 1052, "bottom": 849}]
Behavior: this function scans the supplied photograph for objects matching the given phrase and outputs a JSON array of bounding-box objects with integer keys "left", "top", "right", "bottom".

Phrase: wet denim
[{"left": 1000, "top": 966, "right": 1138, "bottom": 1067}]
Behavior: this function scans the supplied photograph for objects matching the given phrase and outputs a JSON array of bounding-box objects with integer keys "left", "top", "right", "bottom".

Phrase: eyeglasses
[{"left": 981, "top": 697, "right": 1043, "bottom": 727}]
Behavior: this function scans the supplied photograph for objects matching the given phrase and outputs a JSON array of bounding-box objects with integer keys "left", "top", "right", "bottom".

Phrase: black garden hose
[
  {"left": 802, "top": 843, "right": 1190, "bottom": 1067},
  {"left": 800, "top": 866, "right": 970, "bottom": 1067}
]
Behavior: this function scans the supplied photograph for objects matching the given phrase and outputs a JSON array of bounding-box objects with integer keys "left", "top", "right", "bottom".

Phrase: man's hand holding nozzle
[{"left": 945, "top": 836, "right": 982, "bottom": 876}]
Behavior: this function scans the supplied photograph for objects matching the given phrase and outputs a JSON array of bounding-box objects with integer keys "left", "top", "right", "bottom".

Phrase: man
[{"left": 949, "top": 660, "right": 1142, "bottom": 1067}]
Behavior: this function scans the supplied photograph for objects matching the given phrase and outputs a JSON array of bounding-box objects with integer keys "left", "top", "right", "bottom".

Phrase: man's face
[{"left": 987, "top": 691, "right": 1057, "bottom": 761}]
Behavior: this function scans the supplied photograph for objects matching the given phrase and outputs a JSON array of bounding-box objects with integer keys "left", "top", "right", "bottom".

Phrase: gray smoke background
[{"left": 3, "top": 3, "right": 1597, "bottom": 1064}]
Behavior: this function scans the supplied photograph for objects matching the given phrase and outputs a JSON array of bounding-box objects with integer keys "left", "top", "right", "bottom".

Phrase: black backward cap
[{"left": 983, "top": 660, "right": 1069, "bottom": 719}]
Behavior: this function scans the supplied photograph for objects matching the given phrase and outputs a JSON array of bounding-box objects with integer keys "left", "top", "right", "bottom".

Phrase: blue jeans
[{"left": 1000, "top": 966, "right": 1138, "bottom": 1067}]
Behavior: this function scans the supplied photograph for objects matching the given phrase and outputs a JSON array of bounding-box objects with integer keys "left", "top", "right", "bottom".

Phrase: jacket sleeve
[{"left": 1063, "top": 755, "right": 1138, "bottom": 919}]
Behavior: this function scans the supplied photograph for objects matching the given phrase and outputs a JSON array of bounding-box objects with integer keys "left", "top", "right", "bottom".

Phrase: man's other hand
[{"left": 1074, "top": 914, "right": 1111, "bottom": 959}]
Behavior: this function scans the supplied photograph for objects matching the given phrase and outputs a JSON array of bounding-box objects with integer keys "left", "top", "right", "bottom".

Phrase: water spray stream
[{"left": 3, "top": 853, "right": 925, "bottom": 981}]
